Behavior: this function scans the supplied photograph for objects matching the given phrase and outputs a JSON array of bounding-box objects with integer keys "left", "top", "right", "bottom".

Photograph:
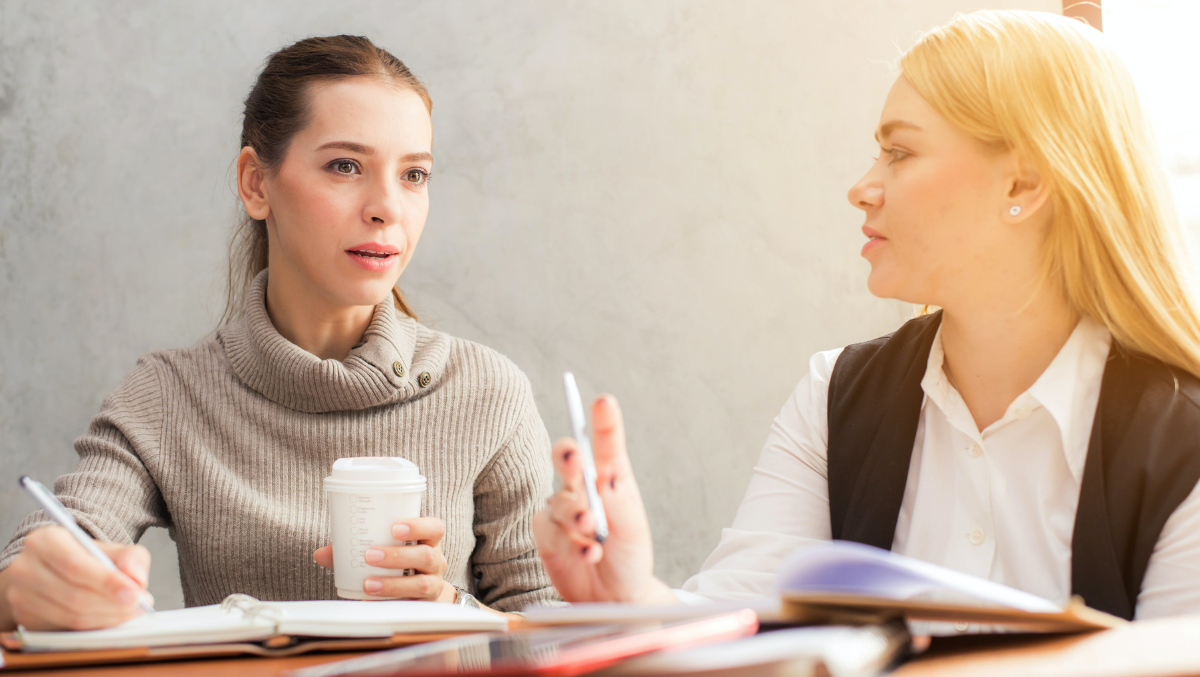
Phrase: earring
[{"left": 1009, "top": 205, "right": 1022, "bottom": 216}]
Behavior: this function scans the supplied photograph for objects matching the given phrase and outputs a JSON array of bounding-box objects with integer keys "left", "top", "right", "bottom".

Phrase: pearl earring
[{"left": 1009, "top": 205, "right": 1022, "bottom": 216}]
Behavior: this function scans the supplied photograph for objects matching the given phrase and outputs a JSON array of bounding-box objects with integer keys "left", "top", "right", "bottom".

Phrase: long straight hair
[
  {"left": 220, "top": 35, "right": 429, "bottom": 325},
  {"left": 902, "top": 11, "right": 1200, "bottom": 379}
]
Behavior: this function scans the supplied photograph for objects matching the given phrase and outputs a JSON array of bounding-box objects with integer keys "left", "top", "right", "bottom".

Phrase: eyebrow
[
  {"left": 315, "top": 141, "right": 433, "bottom": 163},
  {"left": 874, "top": 120, "right": 923, "bottom": 143}
]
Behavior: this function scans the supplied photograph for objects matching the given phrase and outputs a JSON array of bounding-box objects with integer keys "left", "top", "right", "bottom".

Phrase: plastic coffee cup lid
[{"left": 323, "top": 457, "right": 427, "bottom": 491}]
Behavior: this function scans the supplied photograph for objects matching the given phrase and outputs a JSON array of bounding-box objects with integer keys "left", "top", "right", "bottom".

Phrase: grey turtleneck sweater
[{"left": 1, "top": 272, "right": 558, "bottom": 611}]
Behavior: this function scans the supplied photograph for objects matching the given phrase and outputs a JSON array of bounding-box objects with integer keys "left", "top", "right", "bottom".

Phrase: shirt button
[
  {"left": 954, "top": 621, "right": 970, "bottom": 632},
  {"left": 392, "top": 361, "right": 406, "bottom": 377},
  {"left": 969, "top": 527, "right": 985, "bottom": 545},
  {"left": 418, "top": 371, "right": 432, "bottom": 388},
  {"left": 968, "top": 444, "right": 983, "bottom": 458}
]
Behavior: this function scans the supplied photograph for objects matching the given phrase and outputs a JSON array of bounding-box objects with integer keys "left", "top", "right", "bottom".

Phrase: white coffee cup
[{"left": 324, "top": 457, "right": 427, "bottom": 600}]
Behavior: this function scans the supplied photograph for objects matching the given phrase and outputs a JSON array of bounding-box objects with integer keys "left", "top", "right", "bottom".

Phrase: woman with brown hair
[{"left": 0, "top": 35, "right": 557, "bottom": 630}]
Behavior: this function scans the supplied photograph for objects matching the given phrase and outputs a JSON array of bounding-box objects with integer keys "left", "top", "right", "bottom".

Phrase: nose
[
  {"left": 847, "top": 168, "right": 883, "bottom": 212},
  {"left": 362, "top": 174, "right": 404, "bottom": 226}
]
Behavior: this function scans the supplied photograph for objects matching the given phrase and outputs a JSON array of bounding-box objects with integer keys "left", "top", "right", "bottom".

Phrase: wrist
[
  {"left": 0, "top": 567, "right": 15, "bottom": 631},
  {"left": 438, "top": 580, "right": 458, "bottom": 604},
  {"left": 451, "top": 584, "right": 481, "bottom": 609},
  {"left": 630, "top": 577, "right": 679, "bottom": 605}
]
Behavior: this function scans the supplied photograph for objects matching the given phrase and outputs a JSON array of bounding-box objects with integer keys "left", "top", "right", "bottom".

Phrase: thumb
[
  {"left": 313, "top": 544, "right": 334, "bottom": 569},
  {"left": 102, "top": 542, "right": 152, "bottom": 589}
]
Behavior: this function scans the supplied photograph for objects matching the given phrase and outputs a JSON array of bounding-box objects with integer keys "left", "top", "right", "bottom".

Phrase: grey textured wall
[{"left": 0, "top": 0, "right": 1057, "bottom": 609}]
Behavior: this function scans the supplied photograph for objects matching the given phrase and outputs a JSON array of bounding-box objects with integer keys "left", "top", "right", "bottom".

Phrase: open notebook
[
  {"left": 776, "top": 541, "right": 1124, "bottom": 632},
  {"left": 0, "top": 594, "right": 507, "bottom": 669}
]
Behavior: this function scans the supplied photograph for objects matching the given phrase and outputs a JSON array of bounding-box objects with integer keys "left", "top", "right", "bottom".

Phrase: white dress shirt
[{"left": 680, "top": 317, "right": 1200, "bottom": 620}]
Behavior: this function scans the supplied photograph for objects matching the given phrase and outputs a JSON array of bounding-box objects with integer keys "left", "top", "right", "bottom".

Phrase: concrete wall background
[{"left": 0, "top": 0, "right": 1057, "bottom": 609}]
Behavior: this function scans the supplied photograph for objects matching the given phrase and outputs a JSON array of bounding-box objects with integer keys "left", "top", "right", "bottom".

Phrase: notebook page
[
  {"left": 17, "top": 604, "right": 273, "bottom": 651},
  {"left": 271, "top": 600, "right": 508, "bottom": 637},
  {"left": 777, "top": 541, "right": 1061, "bottom": 613}
]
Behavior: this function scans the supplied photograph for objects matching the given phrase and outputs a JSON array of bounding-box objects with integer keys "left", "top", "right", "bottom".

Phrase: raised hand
[{"left": 533, "top": 394, "right": 677, "bottom": 604}]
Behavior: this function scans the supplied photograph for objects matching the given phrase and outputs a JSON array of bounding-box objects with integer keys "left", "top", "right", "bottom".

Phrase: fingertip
[
  {"left": 553, "top": 438, "right": 579, "bottom": 462},
  {"left": 591, "top": 394, "right": 624, "bottom": 431},
  {"left": 581, "top": 542, "right": 604, "bottom": 564}
]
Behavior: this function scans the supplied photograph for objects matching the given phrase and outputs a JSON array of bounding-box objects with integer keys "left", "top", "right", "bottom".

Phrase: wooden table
[
  {"left": 7, "top": 615, "right": 1200, "bottom": 676},
  {"left": 0, "top": 651, "right": 373, "bottom": 676},
  {"left": 896, "top": 615, "right": 1200, "bottom": 677}
]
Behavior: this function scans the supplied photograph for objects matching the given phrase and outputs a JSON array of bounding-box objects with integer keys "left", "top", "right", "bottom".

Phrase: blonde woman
[{"left": 534, "top": 10, "right": 1200, "bottom": 622}]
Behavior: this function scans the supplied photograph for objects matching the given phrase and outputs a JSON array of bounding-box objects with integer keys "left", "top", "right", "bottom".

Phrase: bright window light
[{"left": 1104, "top": 1, "right": 1200, "bottom": 252}]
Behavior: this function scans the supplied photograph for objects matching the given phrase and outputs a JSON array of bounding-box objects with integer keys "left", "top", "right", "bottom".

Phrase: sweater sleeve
[
  {"left": 469, "top": 378, "right": 561, "bottom": 611},
  {"left": 0, "top": 357, "right": 170, "bottom": 571}
]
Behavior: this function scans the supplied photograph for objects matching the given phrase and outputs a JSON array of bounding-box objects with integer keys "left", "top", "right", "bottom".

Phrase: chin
[
  {"left": 328, "top": 279, "right": 400, "bottom": 309},
  {"left": 865, "top": 268, "right": 895, "bottom": 300}
]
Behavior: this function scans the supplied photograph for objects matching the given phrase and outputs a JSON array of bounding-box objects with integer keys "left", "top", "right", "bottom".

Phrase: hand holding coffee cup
[{"left": 313, "top": 458, "right": 455, "bottom": 603}]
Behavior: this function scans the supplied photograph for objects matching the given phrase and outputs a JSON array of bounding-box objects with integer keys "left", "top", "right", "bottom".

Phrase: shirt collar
[
  {"left": 1025, "top": 316, "right": 1111, "bottom": 482},
  {"left": 920, "top": 315, "right": 1112, "bottom": 483}
]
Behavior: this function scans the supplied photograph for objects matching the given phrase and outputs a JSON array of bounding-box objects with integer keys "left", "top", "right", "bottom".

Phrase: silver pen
[
  {"left": 18, "top": 476, "right": 156, "bottom": 615},
  {"left": 562, "top": 372, "right": 610, "bottom": 543}
]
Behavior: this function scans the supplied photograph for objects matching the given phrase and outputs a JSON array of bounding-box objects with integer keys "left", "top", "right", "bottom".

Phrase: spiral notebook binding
[{"left": 221, "top": 594, "right": 286, "bottom": 632}]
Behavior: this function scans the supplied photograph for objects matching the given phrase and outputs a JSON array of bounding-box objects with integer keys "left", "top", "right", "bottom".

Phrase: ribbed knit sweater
[{"left": 0, "top": 272, "right": 558, "bottom": 611}]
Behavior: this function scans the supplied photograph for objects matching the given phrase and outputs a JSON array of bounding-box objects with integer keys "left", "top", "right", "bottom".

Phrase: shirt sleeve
[
  {"left": 1135, "top": 478, "right": 1200, "bottom": 618},
  {"left": 679, "top": 348, "right": 842, "bottom": 601},
  {"left": 0, "top": 357, "right": 170, "bottom": 571},
  {"left": 469, "top": 377, "right": 561, "bottom": 611}
]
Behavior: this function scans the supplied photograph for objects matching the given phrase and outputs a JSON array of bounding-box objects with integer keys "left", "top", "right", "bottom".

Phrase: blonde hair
[{"left": 901, "top": 10, "right": 1200, "bottom": 379}]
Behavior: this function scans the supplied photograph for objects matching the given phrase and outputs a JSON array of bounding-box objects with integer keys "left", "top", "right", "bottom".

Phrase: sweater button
[
  {"left": 418, "top": 371, "right": 432, "bottom": 388},
  {"left": 392, "top": 361, "right": 405, "bottom": 377}
]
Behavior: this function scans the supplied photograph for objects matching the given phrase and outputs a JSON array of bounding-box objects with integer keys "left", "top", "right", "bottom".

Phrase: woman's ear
[
  {"left": 237, "top": 147, "right": 271, "bottom": 221},
  {"left": 1004, "top": 155, "right": 1051, "bottom": 222}
]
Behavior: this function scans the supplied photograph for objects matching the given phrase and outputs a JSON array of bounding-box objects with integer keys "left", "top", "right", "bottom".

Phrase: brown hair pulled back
[{"left": 221, "top": 35, "right": 431, "bottom": 325}]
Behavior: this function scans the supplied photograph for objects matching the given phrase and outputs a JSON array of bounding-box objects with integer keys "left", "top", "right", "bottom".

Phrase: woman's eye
[
  {"left": 884, "top": 148, "right": 909, "bottom": 164},
  {"left": 405, "top": 169, "right": 430, "bottom": 185},
  {"left": 331, "top": 160, "right": 359, "bottom": 175}
]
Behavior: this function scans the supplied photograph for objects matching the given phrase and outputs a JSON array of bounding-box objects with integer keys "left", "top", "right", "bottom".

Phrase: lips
[
  {"left": 861, "top": 225, "right": 885, "bottom": 242},
  {"left": 349, "top": 249, "right": 393, "bottom": 259},
  {"left": 861, "top": 225, "right": 886, "bottom": 257},
  {"left": 346, "top": 242, "right": 400, "bottom": 272}
]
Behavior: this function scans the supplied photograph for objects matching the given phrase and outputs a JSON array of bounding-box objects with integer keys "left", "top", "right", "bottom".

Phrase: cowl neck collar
[{"left": 220, "top": 271, "right": 439, "bottom": 413}]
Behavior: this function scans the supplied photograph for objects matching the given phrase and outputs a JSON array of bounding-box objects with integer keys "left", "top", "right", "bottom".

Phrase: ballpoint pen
[
  {"left": 562, "top": 372, "right": 610, "bottom": 543},
  {"left": 18, "top": 476, "right": 156, "bottom": 615}
]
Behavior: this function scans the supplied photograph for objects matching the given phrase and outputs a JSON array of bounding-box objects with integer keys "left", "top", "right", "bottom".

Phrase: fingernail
[
  {"left": 117, "top": 588, "right": 136, "bottom": 605},
  {"left": 364, "top": 579, "right": 383, "bottom": 593},
  {"left": 392, "top": 524, "right": 410, "bottom": 539},
  {"left": 366, "top": 548, "right": 384, "bottom": 564}
]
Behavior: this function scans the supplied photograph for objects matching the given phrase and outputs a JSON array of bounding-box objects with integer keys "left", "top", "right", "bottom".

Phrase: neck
[
  {"left": 263, "top": 266, "right": 376, "bottom": 362},
  {"left": 938, "top": 284, "right": 1078, "bottom": 431}
]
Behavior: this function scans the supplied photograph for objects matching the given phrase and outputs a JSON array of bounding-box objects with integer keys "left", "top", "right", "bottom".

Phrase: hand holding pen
[
  {"left": 532, "top": 384, "right": 678, "bottom": 605},
  {"left": 0, "top": 477, "right": 154, "bottom": 631}
]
